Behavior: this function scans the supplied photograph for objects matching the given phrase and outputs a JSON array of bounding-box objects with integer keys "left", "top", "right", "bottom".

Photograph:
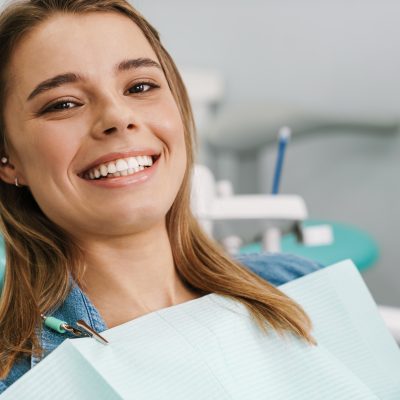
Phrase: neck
[{"left": 79, "top": 223, "right": 200, "bottom": 328}]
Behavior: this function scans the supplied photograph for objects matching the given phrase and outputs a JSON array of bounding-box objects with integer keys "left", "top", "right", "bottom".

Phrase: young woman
[{"left": 0, "top": 1, "right": 375, "bottom": 397}]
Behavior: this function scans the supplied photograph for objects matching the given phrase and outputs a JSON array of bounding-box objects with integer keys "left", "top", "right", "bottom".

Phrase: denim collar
[{"left": 31, "top": 283, "right": 107, "bottom": 368}]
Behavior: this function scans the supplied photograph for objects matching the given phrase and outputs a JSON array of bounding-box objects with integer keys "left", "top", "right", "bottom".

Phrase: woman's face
[{"left": 2, "top": 12, "right": 187, "bottom": 239}]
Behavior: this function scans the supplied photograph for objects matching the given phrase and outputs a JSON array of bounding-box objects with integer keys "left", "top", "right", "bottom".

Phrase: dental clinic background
[{"left": 3, "top": 0, "right": 399, "bottom": 307}]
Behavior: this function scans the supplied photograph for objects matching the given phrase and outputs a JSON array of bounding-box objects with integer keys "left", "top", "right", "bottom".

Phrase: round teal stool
[{"left": 240, "top": 220, "right": 379, "bottom": 272}]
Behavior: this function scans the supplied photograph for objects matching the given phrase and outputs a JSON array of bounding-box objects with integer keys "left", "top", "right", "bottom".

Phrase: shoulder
[{"left": 234, "top": 252, "right": 323, "bottom": 286}]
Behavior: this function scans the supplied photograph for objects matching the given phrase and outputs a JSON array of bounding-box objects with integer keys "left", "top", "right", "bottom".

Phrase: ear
[
  {"left": 0, "top": 159, "right": 16, "bottom": 185},
  {"left": 0, "top": 158, "right": 27, "bottom": 186}
]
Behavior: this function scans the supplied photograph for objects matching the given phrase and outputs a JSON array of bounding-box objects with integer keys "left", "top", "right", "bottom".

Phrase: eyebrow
[{"left": 26, "top": 57, "right": 162, "bottom": 101}]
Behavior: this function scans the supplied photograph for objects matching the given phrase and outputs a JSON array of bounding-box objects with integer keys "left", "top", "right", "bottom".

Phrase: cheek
[
  {"left": 160, "top": 111, "right": 187, "bottom": 174},
  {"left": 148, "top": 102, "right": 187, "bottom": 194},
  {"left": 16, "top": 120, "right": 82, "bottom": 184},
  {"left": 148, "top": 99, "right": 186, "bottom": 153}
]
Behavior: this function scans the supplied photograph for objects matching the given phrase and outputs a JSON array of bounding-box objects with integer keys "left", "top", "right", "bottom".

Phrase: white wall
[{"left": 134, "top": 0, "right": 400, "bottom": 122}]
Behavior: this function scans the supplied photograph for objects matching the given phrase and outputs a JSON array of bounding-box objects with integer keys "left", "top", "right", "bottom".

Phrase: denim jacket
[{"left": 0, "top": 253, "right": 321, "bottom": 394}]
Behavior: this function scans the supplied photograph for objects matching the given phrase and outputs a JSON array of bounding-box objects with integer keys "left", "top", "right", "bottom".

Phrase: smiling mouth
[{"left": 79, "top": 154, "right": 160, "bottom": 180}]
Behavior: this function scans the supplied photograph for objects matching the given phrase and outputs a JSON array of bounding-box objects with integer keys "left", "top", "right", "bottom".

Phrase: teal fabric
[{"left": 240, "top": 220, "right": 379, "bottom": 272}]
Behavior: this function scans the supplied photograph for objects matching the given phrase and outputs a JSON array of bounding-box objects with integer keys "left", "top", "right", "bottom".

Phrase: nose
[{"left": 90, "top": 95, "right": 137, "bottom": 138}]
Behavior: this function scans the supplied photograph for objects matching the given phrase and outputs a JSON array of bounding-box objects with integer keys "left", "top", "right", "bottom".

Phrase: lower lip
[{"left": 80, "top": 157, "right": 160, "bottom": 188}]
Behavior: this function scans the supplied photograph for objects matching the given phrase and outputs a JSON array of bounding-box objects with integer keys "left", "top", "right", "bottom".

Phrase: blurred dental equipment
[
  {"left": 269, "top": 126, "right": 333, "bottom": 251},
  {"left": 191, "top": 126, "right": 333, "bottom": 254},
  {"left": 191, "top": 163, "right": 307, "bottom": 254},
  {"left": 271, "top": 126, "right": 291, "bottom": 195},
  {"left": 190, "top": 170, "right": 333, "bottom": 255}
]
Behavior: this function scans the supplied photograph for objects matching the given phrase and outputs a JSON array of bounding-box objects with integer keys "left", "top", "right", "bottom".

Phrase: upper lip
[{"left": 78, "top": 148, "right": 161, "bottom": 175}]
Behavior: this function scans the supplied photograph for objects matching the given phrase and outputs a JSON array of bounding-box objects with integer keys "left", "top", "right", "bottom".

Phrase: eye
[
  {"left": 127, "top": 81, "right": 159, "bottom": 95},
  {"left": 41, "top": 100, "right": 79, "bottom": 114}
]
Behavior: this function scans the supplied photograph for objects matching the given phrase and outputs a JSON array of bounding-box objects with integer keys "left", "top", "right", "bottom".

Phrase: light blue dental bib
[{"left": 1, "top": 293, "right": 377, "bottom": 399}]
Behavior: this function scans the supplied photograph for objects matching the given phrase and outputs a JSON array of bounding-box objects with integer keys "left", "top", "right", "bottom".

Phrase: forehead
[{"left": 7, "top": 12, "right": 158, "bottom": 93}]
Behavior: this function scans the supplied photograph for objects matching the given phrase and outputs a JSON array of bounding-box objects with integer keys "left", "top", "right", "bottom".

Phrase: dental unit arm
[{"left": 191, "top": 164, "right": 333, "bottom": 254}]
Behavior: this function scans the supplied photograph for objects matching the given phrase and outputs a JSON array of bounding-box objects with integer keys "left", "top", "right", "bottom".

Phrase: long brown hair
[{"left": 0, "top": 0, "right": 314, "bottom": 379}]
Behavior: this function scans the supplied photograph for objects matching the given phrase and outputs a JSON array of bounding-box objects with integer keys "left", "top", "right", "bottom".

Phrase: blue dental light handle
[{"left": 271, "top": 126, "right": 291, "bottom": 195}]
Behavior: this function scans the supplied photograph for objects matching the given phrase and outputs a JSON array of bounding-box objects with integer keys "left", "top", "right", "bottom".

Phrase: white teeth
[
  {"left": 127, "top": 157, "right": 139, "bottom": 169},
  {"left": 116, "top": 159, "right": 128, "bottom": 172},
  {"left": 107, "top": 162, "right": 117, "bottom": 174},
  {"left": 100, "top": 164, "right": 108, "bottom": 177},
  {"left": 84, "top": 154, "right": 156, "bottom": 180}
]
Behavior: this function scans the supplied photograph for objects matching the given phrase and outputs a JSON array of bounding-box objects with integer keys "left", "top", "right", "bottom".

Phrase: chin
[{"left": 93, "top": 206, "right": 168, "bottom": 235}]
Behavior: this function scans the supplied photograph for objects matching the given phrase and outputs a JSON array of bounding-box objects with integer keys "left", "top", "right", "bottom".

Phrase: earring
[
  {"left": 14, "top": 177, "right": 19, "bottom": 187},
  {"left": 1, "top": 157, "right": 8, "bottom": 165}
]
